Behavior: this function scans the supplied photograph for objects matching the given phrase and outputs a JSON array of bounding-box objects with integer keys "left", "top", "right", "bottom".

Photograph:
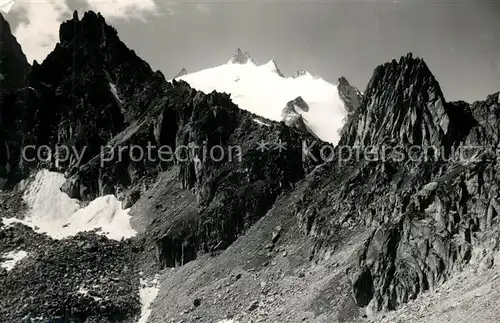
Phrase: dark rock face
[
  {"left": 0, "top": 13, "right": 30, "bottom": 187},
  {"left": 173, "top": 67, "right": 187, "bottom": 79},
  {"left": 145, "top": 84, "right": 321, "bottom": 268},
  {"left": 340, "top": 53, "right": 474, "bottom": 150},
  {"left": 291, "top": 53, "right": 500, "bottom": 314},
  {"left": 61, "top": 76, "right": 322, "bottom": 269},
  {"left": 337, "top": 76, "right": 363, "bottom": 114},
  {"left": 281, "top": 96, "right": 312, "bottom": 134},
  {"left": 0, "top": 11, "right": 173, "bottom": 192},
  {"left": 0, "top": 13, "right": 30, "bottom": 91},
  {"left": 17, "top": 10, "right": 161, "bottom": 176}
]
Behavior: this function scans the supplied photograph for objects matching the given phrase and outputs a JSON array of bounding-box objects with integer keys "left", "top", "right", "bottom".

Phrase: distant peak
[
  {"left": 228, "top": 48, "right": 254, "bottom": 64},
  {"left": 294, "top": 69, "right": 312, "bottom": 78},
  {"left": 261, "top": 59, "right": 284, "bottom": 77},
  {"left": 337, "top": 76, "right": 363, "bottom": 114},
  {"left": 337, "top": 76, "right": 350, "bottom": 87},
  {"left": 173, "top": 68, "right": 187, "bottom": 79},
  {"left": 0, "top": 0, "right": 15, "bottom": 14}
]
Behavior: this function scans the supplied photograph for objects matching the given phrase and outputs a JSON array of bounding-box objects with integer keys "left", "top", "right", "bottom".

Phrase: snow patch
[
  {"left": 137, "top": 275, "right": 160, "bottom": 323},
  {"left": 109, "top": 83, "right": 122, "bottom": 103},
  {"left": 0, "top": 0, "right": 14, "bottom": 14},
  {"left": 253, "top": 118, "right": 271, "bottom": 127},
  {"left": 0, "top": 250, "right": 28, "bottom": 271},
  {"left": 177, "top": 60, "right": 346, "bottom": 144},
  {"left": 2, "top": 170, "right": 136, "bottom": 241}
]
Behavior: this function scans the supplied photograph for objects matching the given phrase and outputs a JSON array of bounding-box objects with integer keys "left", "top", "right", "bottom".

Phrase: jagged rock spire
[
  {"left": 229, "top": 48, "right": 253, "bottom": 64},
  {"left": 262, "top": 59, "right": 284, "bottom": 77},
  {"left": 173, "top": 68, "right": 187, "bottom": 79},
  {"left": 340, "top": 53, "right": 469, "bottom": 150},
  {"left": 337, "top": 76, "right": 363, "bottom": 114},
  {"left": 281, "top": 96, "right": 315, "bottom": 136}
]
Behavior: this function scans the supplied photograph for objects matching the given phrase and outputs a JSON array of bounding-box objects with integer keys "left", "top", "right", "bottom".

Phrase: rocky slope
[{"left": 1, "top": 10, "right": 500, "bottom": 323}]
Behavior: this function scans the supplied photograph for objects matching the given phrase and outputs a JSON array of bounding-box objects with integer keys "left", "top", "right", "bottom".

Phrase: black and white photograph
[{"left": 0, "top": 0, "right": 499, "bottom": 322}]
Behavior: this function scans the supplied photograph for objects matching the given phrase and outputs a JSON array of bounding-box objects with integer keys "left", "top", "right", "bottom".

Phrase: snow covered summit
[{"left": 175, "top": 50, "right": 350, "bottom": 144}]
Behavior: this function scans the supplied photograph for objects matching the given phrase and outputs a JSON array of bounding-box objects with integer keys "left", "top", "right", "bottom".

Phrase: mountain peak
[
  {"left": 173, "top": 68, "right": 187, "bottom": 79},
  {"left": 337, "top": 77, "right": 363, "bottom": 114},
  {"left": 228, "top": 48, "right": 254, "bottom": 64},
  {"left": 59, "top": 10, "right": 116, "bottom": 46},
  {"left": 262, "top": 59, "right": 284, "bottom": 77},
  {"left": 365, "top": 52, "right": 439, "bottom": 97},
  {"left": 340, "top": 53, "right": 455, "bottom": 148},
  {"left": 294, "top": 69, "right": 312, "bottom": 78}
]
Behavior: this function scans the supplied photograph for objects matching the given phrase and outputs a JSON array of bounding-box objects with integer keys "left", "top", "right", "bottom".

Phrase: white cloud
[
  {"left": 12, "top": 1, "right": 71, "bottom": 63},
  {"left": 86, "top": 0, "right": 159, "bottom": 21},
  {"left": 195, "top": 3, "right": 211, "bottom": 13},
  {"left": 9, "top": 0, "right": 160, "bottom": 64}
]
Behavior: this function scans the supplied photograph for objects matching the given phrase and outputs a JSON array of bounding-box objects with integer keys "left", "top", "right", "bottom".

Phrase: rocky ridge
[
  {"left": 281, "top": 96, "right": 313, "bottom": 135},
  {"left": 173, "top": 68, "right": 188, "bottom": 79},
  {"left": 337, "top": 76, "right": 363, "bottom": 114}
]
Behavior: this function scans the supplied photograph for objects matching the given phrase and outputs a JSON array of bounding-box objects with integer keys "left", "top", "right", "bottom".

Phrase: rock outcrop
[
  {"left": 294, "top": 69, "right": 310, "bottom": 78},
  {"left": 173, "top": 67, "right": 187, "bottom": 79},
  {"left": 291, "top": 53, "right": 500, "bottom": 315},
  {"left": 0, "top": 13, "right": 30, "bottom": 187},
  {"left": 229, "top": 48, "right": 253, "bottom": 64},
  {"left": 281, "top": 96, "right": 312, "bottom": 135},
  {"left": 0, "top": 13, "right": 30, "bottom": 91},
  {"left": 337, "top": 76, "right": 363, "bottom": 114}
]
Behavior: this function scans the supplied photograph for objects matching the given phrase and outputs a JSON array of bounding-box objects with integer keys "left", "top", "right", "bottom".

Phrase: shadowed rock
[
  {"left": 173, "top": 68, "right": 187, "bottom": 79},
  {"left": 337, "top": 76, "right": 363, "bottom": 114},
  {"left": 229, "top": 48, "right": 253, "bottom": 64}
]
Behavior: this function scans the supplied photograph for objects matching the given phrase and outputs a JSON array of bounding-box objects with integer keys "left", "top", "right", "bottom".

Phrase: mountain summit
[
  {"left": 177, "top": 53, "right": 348, "bottom": 144},
  {"left": 337, "top": 76, "right": 363, "bottom": 114},
  {"left": 173, "top": 67, "right": 187, "bottom": 79},
  {"left": 228, "top": 48, "right": 254, "bottom": 64},
  {"left": 340, "top": 53, "right": 474, "bottom": 149}
]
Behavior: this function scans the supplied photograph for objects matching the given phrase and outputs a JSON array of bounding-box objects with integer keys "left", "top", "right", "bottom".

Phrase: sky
[{"left": 1, "top": 0, "right": 499, "bottom": 102}]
